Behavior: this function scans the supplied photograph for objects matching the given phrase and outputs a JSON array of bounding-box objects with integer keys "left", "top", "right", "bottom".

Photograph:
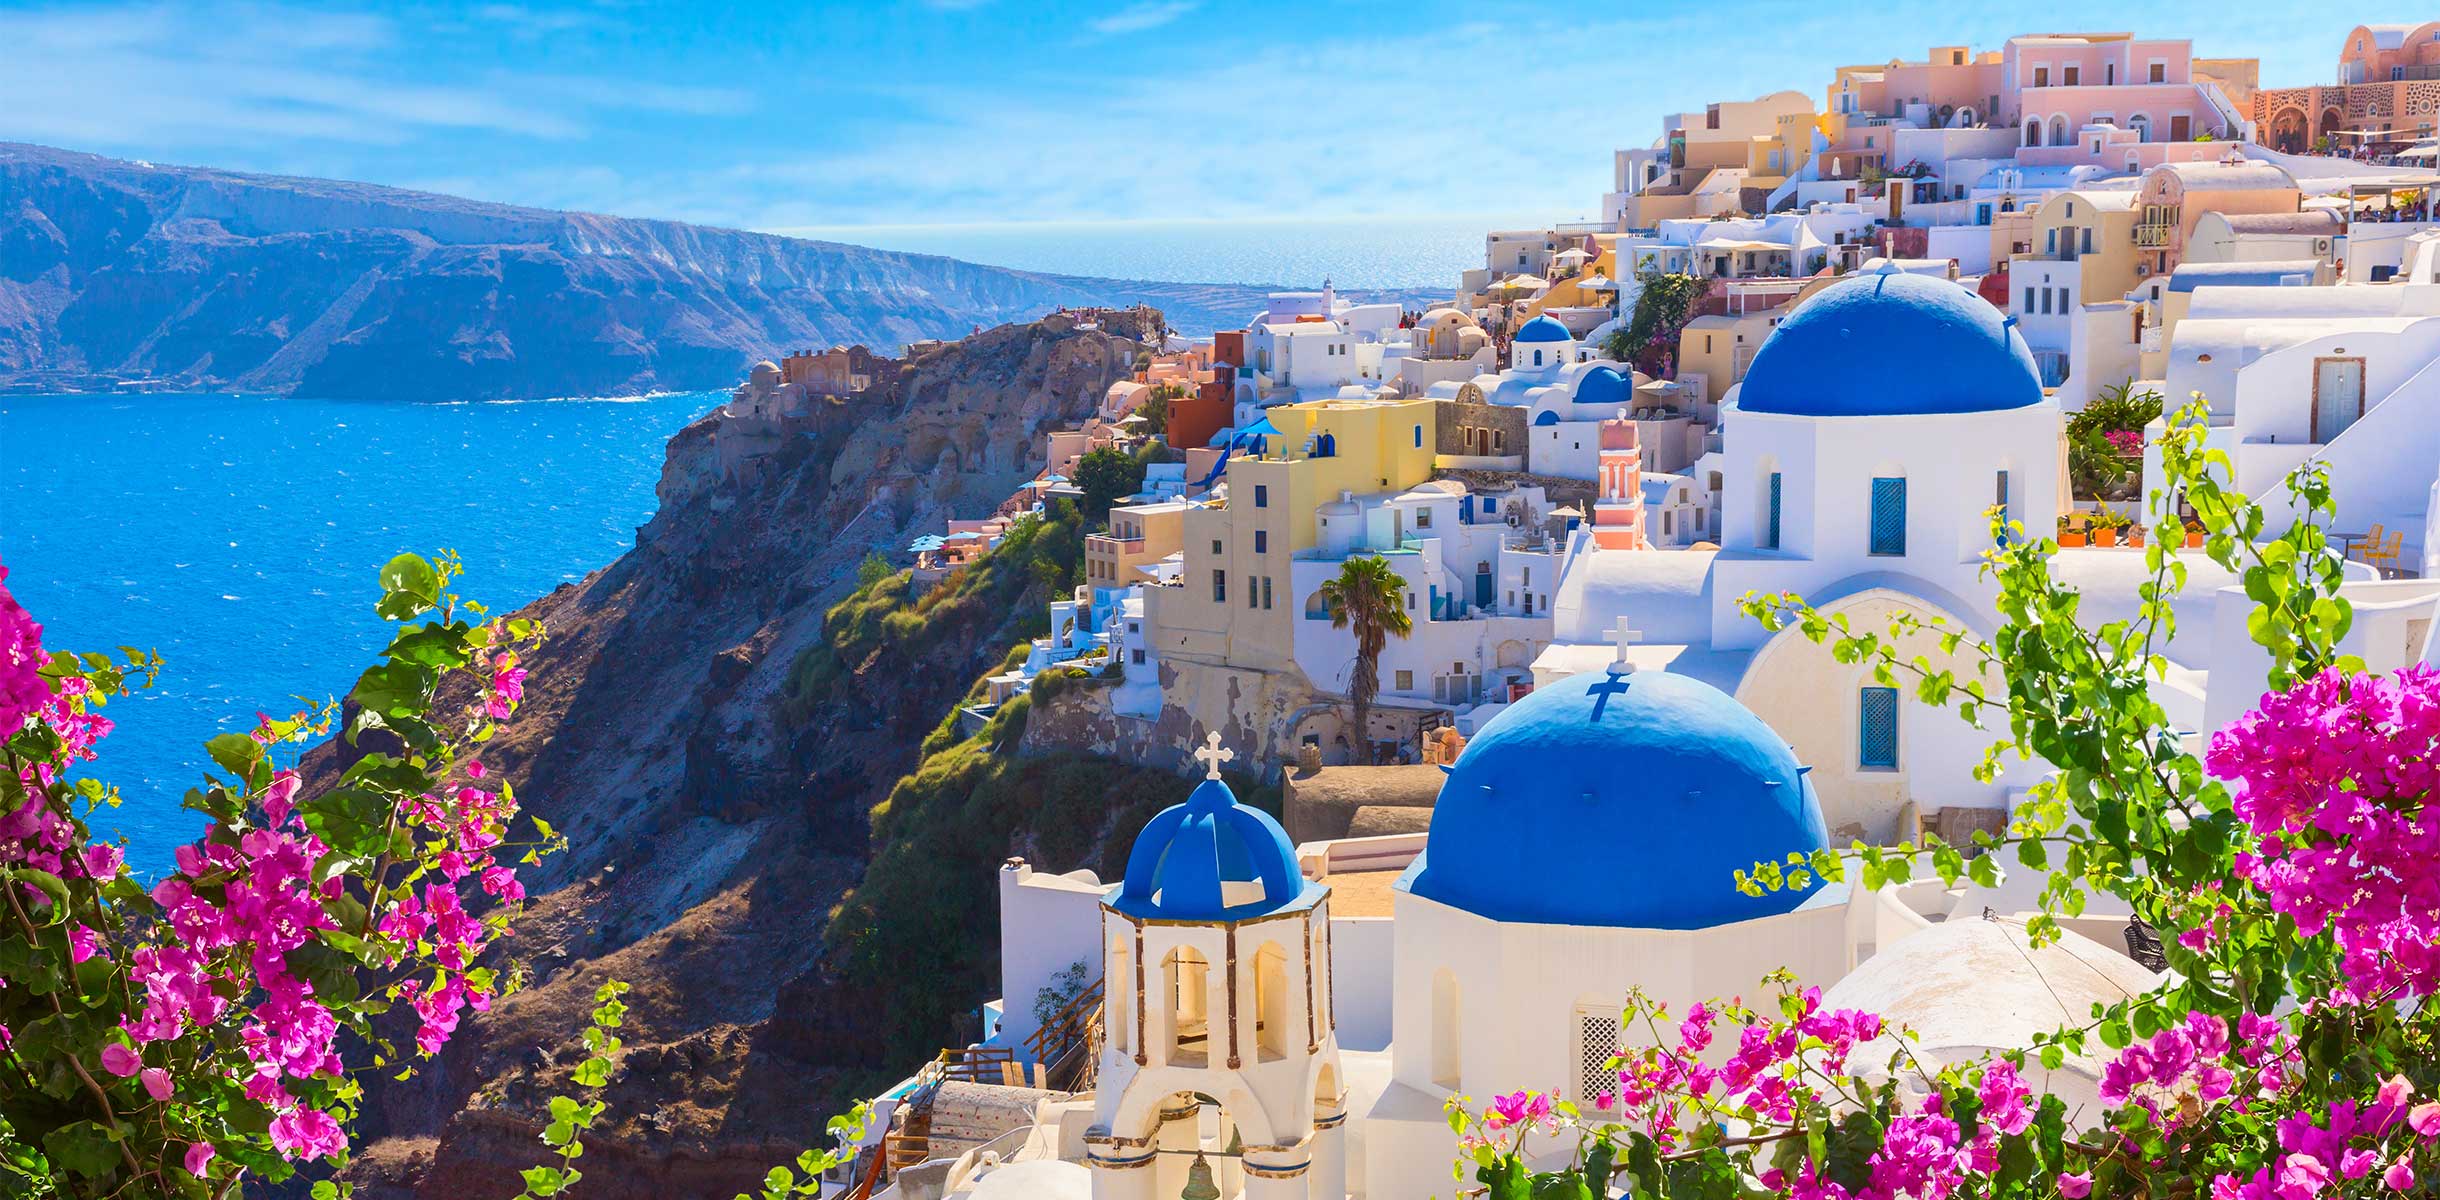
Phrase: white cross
[
  {"left": 1601, "top": 616, "right": 1645, "bottom": 673},
  {"left": 1194, "top": 731, "right": 1235, "bottom": 781}
]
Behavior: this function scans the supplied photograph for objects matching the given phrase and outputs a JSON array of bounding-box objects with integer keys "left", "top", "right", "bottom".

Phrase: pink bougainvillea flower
[
  {"left": 99, "top": 1042, "right": 141, "bottom": 1077},
  {"left": 79, "top": 842, "right": 123, "bottom": 882},
  {"left": 140, "top": 1066, "right": 171, "bottom": 1101},
  {"left": 2411, "top": 1103, "right": 2440, "bottom": 1139},
  {"left": 0, "top": 563, "right": 48, "bottom": 734},
  {"left": 2385, "top": 1160, "right": 2417, "bottom": 1191},
  {"left": 268, "top": 1106, "right": 345, "bottom": 1160},
  {"left": 2381, "top": 1075, "right": 2416, "bottom": 1108},
  {"left": 2058, "top": 1170, "right": 2094, "bottom": 1198},
  {"left": 184, "top": 1142, "right": 216, "bottom": 1177}
]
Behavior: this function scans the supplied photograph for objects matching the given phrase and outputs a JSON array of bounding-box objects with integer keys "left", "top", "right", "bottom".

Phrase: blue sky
[{"left": 0, "top": 0, "right": 2346, "bottom": 233}]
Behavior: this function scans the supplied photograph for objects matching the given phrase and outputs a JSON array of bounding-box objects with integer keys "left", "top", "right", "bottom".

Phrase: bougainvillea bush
[
  {"left": 0, "top": 552, "right": 556, "bottom": 1196},
  {"left": 1448, "top": 402, "right": 2440, "bottom": 1200}
]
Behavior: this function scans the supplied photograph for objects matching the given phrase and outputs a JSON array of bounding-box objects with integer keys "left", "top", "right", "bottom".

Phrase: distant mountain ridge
[{"left": 0, "top": 143, "right": 1437, "bottom": 401}]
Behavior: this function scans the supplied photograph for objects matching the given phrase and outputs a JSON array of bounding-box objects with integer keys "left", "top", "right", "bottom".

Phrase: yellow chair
[
  {"left": 2363, "top": 531, "right": 2404, "bottom": 575},
  {"left": 2353, "top": 523, "right": 2388, "bottom": 563}
]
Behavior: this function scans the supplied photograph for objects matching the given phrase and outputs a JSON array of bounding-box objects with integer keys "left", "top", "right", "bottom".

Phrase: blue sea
[
  {"left": 0, "top": 391, "right": 717, "bottom": 873},
  {"left": 781, "top": 214, "right": 1536, "bottom": 290}
]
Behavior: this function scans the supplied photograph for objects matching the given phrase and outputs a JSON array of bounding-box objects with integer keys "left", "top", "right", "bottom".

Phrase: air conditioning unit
[
  {"left": 2136, "top": 262, "right": 2151, "bottom": 278},
  {"left": 2315, "top": 239, "right": 2332, "bottom": 254}
]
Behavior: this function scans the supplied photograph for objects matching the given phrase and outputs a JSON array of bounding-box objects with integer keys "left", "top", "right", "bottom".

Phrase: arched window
[
  {"left": 1254, "top": 942, "right": 1290, "bottom": 1060},
  {"left": 2128, "top": 113, "right": 2152, "bottom": 142},
  {"left": 2024, "top": 118, "right": 2043, "bottom": 147},
  {"left": 1533, "top": 349, "right": 1545, "bottom": 366},
  {"left": 2048, "top": 115, "right": 2069, "bottom": 146},
  {"left": 1304, "top": 591, "right": 1334, "bottom": 621},
  {"left": 1431, "top": 969, "right": 1462, "bottom": 1088},
  {"left": 1163, "top": 946, "right": 1211, "bottom": 1065}
]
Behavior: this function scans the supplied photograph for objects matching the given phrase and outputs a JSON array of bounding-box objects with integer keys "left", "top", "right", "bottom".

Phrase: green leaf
[
  {"left": 204, "top": 731, "right": 267, "bottom": 783},
  {"left": 41, "top": 1120, "right": 121, "bottom": 1179},
  {"left": 377, "top": 553, "right": 442, "bottom": 620},
  {"left": 6, "top": 869, "right": 71, "bottom": 925},
  {"left": 349, "top": 661, "right": 437, "bottom": 719}
]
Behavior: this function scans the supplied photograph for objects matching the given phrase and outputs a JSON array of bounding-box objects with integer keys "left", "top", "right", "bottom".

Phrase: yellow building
[
  {"left": 1147, "top": 398, "right": 1440, "bottom": 673},
  {"left": 1086, "top": 500, "right": 1187, "bottom": 587},
  {"left": 2021, "top": 190, "right": 2144, "bottom": 303}
]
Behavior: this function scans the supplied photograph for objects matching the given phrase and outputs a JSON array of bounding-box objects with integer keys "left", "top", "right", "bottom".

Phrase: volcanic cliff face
[
  {"left": 330, "top": 313, "right": 1152, "bottom": 1198},
  {"left": 0, "top": 142, "right": 1430, "bottom": 401}
]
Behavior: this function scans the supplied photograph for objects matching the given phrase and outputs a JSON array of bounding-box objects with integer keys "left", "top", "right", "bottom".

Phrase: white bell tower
[{"left": 1086, "top": 734, "right": 1348, "bottom": 1200}]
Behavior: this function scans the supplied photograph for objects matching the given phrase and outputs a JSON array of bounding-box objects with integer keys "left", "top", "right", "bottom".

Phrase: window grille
[
  {"left": 1576, "top": 1009, "right": 1624, "bottom": 1111},
  {"left": 1869, "top": 478, "right": 1907, "bottom": 556},
  {"left": 1765, "top": 473, "right": 1783, "bottom": 549},
  {"left": 1860, "top": 686, "right": 1900, "bottom": 769}
]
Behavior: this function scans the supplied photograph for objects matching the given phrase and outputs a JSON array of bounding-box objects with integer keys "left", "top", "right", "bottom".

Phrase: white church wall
[
  {"left": 1371, "top": 892, "right": 1853, "bottom": 1199},
  {"left": 1328, "top": 916, "right": 1396, "bottom": 1053},
  {"left": 1733, "top": 591, "right": 2016, "bottom": 840},
  {"left": 996, "top": 863, "right": 1110, "bottom": 1060}
]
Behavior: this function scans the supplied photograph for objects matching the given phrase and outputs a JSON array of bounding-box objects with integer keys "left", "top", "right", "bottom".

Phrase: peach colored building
[
  {"left": 1827, "top": 45, "right": 2006, "bottom": 130},
  {"left": 2003, "top": 34, "right": 2250, "bottom": 149},
  {"left": 2251, "top": 23, "right": 2440, "bottom": 154},
  {"left": 2134, "top": 157, "right": 2302, "bottom": 276},
  {"left": 1617, "top": 91, "right": 1817, "bottom": 228}
]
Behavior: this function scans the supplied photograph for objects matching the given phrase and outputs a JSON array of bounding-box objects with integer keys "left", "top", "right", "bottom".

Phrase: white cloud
[
  {"left": 0, "top": 2, "right": 746, "bottom": 152},
  {"left": 1088, "top": 0, "right": 1197, "bottom": 36}
]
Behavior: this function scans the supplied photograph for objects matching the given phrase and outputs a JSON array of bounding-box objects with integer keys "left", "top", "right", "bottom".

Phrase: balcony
[
  {"left": 1085, "top": 534, "right": 1146, "bottom": 555},
  {"left": 2135, "top": 224, "right": 2173, "bottom": 249}
]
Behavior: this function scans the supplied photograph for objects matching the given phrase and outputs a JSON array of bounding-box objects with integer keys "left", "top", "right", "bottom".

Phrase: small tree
[
  {"left": 1071, "top": 446, "right": 1146, "bottom": 523},
  {"left": 1607, "top": 256, "right": 1704, "bottom": 375},
  {"left": 1320, "top": 556, "right": 1413, "bottom": 764},
  {"left": 856, "top": 550, "right": 892, "bottom": 590}
]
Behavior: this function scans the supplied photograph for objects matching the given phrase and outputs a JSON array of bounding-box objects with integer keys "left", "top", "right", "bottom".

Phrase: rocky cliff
[
  {"left": 0, "top": 142, "right": 1432, "bottom": 401},
  {"left": 325, "top": 311, "right": 1194, "bottom": 1199}
]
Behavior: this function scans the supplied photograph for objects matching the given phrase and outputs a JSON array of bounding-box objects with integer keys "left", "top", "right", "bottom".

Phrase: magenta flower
[
  {"left": 140, "top": 1066, "right": 171, "bottom": 1101},
  {"left": 183, "top": 1142, "right": 216, "bottom": 1178},
  {"left": 99, "top": 1042, "right": 140, "bottom": 1077},
  {"left": 0, "top": 563, "right": 48, "bottom": 735},
  {"left": 2059, "top": 1170, "right": 2094, "bottom": 1197}
]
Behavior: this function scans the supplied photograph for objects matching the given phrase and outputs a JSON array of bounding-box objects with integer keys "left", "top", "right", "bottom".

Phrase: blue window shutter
[
  {"left": 1766, "top": 473, "right": 1783, "bottom": 549},
  {"left": 1870, "top": 477, "right": 1907, "bottom": 556},
  {"left": 1860, "top": 686, "right": 1899, "bottom": 768}
]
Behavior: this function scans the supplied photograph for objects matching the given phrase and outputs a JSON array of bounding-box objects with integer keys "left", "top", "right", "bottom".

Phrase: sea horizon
[{"left": 775, "top": 213, "right": 1553, "bottom": 290}]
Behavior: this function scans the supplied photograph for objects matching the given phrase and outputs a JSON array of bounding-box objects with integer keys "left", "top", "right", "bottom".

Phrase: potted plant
[
  {"left": 2057, "top": 514, "right": 2087, "bottom": 548},
  {"left": 2091, "top": 512, "right": 2121, "bottom": 548},
  {"left": 2185, "top": 519, "right": 2205, "bottom": 549},
  {"left": 2125, "top": 519, "right": 2146, "bottom": 549}
]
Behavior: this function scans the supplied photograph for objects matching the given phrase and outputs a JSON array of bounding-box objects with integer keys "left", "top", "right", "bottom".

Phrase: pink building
[
  {"left": 2002, "top": 34, "right": 2248, "bottom": 148},
  {"left": 1589, "top": 418, "right": 1647, "bottom": 551}
]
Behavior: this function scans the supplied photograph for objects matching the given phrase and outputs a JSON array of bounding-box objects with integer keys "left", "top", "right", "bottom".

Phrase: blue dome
[
  {"left": 1737, "top": 268, "right": 2043, "bottom": 418},
  {"left": 1574, "top": 365, "right": 1631, "bottom": 409},
  {"left": 1513, "top": 314, "right": 1572, "bottom": 343},
  {"left": 1115, "top": 776, "right": 1315, "bottom": 921},
  {"left": 1404, "top": 670, "right": 1829, "bottom": 929}
]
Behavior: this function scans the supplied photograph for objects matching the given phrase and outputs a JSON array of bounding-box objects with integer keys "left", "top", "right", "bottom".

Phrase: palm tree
[{"left": 1320, "top": 555, "right": 1414, "bottom": 764}]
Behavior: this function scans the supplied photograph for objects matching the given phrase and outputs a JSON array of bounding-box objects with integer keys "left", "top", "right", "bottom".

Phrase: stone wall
[
  {"left": 1020, "top": 657, "right": 1328, "bottom": 781},
  {"left": 1433, "top": 399, "right": 1528, "bottom": 458}
]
